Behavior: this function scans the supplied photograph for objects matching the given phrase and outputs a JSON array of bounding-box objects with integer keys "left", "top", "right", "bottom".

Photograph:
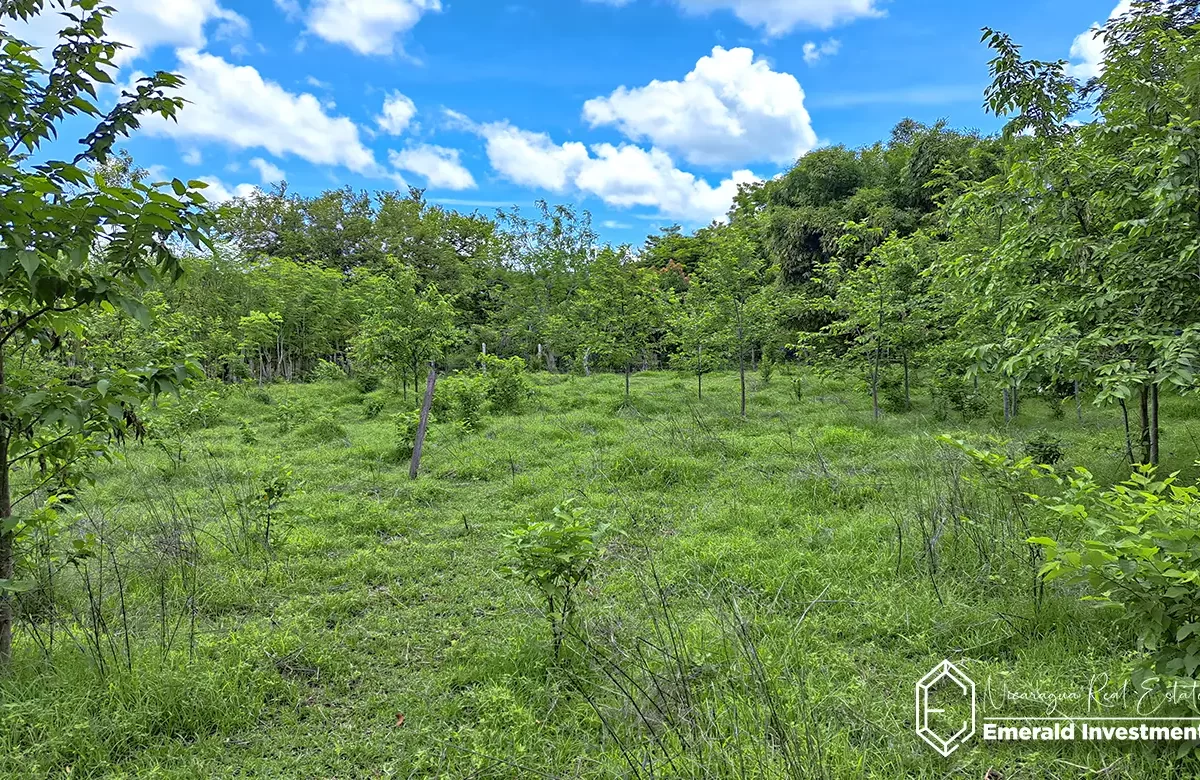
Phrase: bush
[
  {"left": 932, "top": 371, "right": 987, "bottom": 420},
  {"left": 759, "top": 354, "right": 774, "bottom": 384},
  {"left": 481, "top": 355, "right": 530, "bottom": 413},
  {"left": 1023, "top": 431, "right": 1065, "bottom": 466},
  {"left": 876, "top": 368, "right": 907, "bottom": 412},
  {"left": 311, "top": 359, "right": 346, "bottom": 383},
  {"left": 298, "top": 412, "right": 347, "bottom": 442},
  {"left": 363, "top": 393, "right": 386, "bottom": 420},
  {"left": 354, "top": 371, "right": 381, "bottom": 394},
  {"left": 392, "top": 410, "right": 424, "bottom": 460},
  {"left": 441, "top": 374, "right": 487, "bottom": 428},
  {"left": 271, "top": 398, "right": 312, "bottom": 433},
  {"left": 501, "top": 499, "right": 606, "bottom": 657},
  {"left": 1030, "top": 468, "right": 1200, "bottom": 701}
]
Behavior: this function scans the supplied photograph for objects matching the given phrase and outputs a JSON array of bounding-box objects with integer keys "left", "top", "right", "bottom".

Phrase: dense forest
[{"left": 6, "top": 0, "right": 1200, "bottom": 777}]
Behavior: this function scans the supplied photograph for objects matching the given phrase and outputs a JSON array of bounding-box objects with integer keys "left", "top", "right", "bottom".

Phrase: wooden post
[{"left": 410, "top": 365, "right": 437, "bottom": 480}]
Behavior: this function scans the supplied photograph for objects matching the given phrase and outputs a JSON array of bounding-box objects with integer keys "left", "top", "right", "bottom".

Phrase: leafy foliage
[
  {"left": 501, "top": 499, "right": 606, "bottom": 657},
  {"left": 1029, "top": 468, "right": 1200, "bottom": 700}
]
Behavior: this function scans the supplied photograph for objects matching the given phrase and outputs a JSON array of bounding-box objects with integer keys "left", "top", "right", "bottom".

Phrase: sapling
[{"left": 501, "top": 499, "right": 606, "bottom": 658}]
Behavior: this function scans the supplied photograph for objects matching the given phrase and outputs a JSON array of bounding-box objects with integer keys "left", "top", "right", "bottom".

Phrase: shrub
[
  {"left": 363, "top": 394, "right": 385, "bottom": 420},
  {"left": 244, "top": 386, "right": 273, "bottom": 406},
  {"left": 299, "top": 412, "right": 347, "bottom": 443},
  {"left": 312, "top": 359, "right": 346, "bottom": 383},
  {"left": 1023, "top": 431, "right": 1065, "bottom": 466},
  {"left": 932, "top": 371, "right": 987, "bottom": 420},
  {"left": 481, "top": 355, "right": 530, "bottom": 413},
  {"left": 1029, "top": 468, "right": 1200, "bottom": 700},
  {"left": 158, "top": 390, "right": 223, "bottom": 432},
  {"left": 354, "top": 371, "right": 381, "bottom": 394},
  {"left": 877, "top": 368, "right": 907, "bottom": 412},
  {"left": 501, "top": 499, "right": 606, "bottom": 657},
  {"left": 271, "top": 399, "right": 312, "bottom": 433},
  {"left": 392, "top": 410, "right": 424, "bottom": 460},
  {"left": 239, "top": 420, "right": 258, "bottom": 445},
  {"left": 759, "top": 354, "right": 774, "bottom": 384},
  {"left": 441, "top": 374, "right": 487, "bottom": 428}
]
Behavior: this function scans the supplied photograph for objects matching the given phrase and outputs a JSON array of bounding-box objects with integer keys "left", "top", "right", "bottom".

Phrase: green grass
[{"left": 3, "top": 369, "right": 1199, "bottom": 777}]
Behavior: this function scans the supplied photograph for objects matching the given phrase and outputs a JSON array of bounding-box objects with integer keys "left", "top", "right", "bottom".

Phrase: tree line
[{"left": 92, "top": 3, "right": 1196, "bottom": 466}]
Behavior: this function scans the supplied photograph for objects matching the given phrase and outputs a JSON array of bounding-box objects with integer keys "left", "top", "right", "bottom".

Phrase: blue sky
[{"left": 19, "top": 0, "right": 1126, "bottom": 245}]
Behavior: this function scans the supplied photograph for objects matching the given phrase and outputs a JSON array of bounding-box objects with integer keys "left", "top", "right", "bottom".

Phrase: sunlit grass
[{"left": 2, "top": 369, "right": 1196, "bottom": 777}]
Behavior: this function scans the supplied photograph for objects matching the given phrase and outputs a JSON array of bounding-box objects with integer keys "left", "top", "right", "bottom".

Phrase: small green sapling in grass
[{"left": 501, "top": 499, "right": 606, "bottom": 658}]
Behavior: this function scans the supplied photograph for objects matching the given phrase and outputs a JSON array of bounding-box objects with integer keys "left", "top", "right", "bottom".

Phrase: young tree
[
  {"left": 350, "top": 262, "right": 457, "bottom": 397},
  {"left": 573, "top": 246, "right": 663, "bottom": 400},
  {"left": 494, "top": 201, "right": 595, "bottom": 369},
  {"left": 667, "top": 275, "right": 725, "bottom": 401},
  {"left": 947, "top": 7, "right": 1200, "bottom": 462},
  {"left": 830, "top": 229, "right": 935, "bottom": 417},
  {"left": 699, "top": 228, "right": 768, "bottom": 417},
  {"left": 0, "top": 0, "right": 214, "bottom": 665}
]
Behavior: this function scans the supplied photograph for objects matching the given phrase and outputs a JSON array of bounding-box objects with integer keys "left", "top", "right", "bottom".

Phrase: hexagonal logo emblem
[{"left": 916, "top": 659, "right": 976, "bottom": 756}]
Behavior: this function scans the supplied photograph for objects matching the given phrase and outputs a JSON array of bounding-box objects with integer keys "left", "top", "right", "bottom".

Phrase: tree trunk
[
  {"left": 902, "top": 350, "right": 911, "bottom": 411},
  {"left": 1150, "top": 383, "right": 1160, "bottom": 466},
  {"left": 697, "top": 344, "right": 702, "bottom": 401},
  {"left": 0, "top": 343, "right": 11, "bottom": 669},
  {"left": 624, "top": 364, "right": 631, "bottom": 401},
  {"left": 871, "top": 354, "right": 880, "bottom": 421},
  {"left": 1074, "top": 380, "right": 1082, "bottom": 422},
  {"left": 1120, "top": 398, "right": 1134, "bottom": 463},
  {"left": 409, "top": 365, "right": 437, "bottom": 480},
  {"left": 737, "top": 318, "right": 746, "bottom": 418},
  {"left": 1138, "top": 385, "right": 1152, "bottom": 466},
  {"left": 1003, "top": 388, "right": 1011, "bottom": 424}
]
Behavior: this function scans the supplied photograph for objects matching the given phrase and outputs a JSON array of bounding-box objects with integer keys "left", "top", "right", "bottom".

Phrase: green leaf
[{"left": 18, "top": 249, "right": 40, "bottom": 280}]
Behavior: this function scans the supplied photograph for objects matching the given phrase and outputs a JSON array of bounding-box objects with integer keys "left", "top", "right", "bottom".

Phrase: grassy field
[{"left": 3, "top": 369, "right": 1199, "bottom": 778}]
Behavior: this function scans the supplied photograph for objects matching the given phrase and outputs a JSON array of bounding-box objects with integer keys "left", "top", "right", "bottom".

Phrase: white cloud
[
  {"left": 582, "top": 46, "right": 817, "bottom": 167},
  {"left": 1068, "top": 1, "right": 1132, "bottom": 79},
  {"left": 466, "top": 118, "right": 754, "bottom": 223},
  {"left": 140, "top": 50, "right": 379, "bottom": 175},
  {"left": 576, "top": 144, "right": 755, "bottom": 222},
  {"left": 602, "top": 220, "right": 633, "bottom": 230},
  {"left": 14, "top": 0, "right": 248, "bottom": 64},
  {"left": 197, "top": 177, "right": 258, "bottom": 203},
  {"left": 275, "top": 0, "right": 303, "bottom": 20},
  {"left": 389, "top": 145, "right": 476, "bottom": 190},
  {"left": 591, "top": 0, "right": 881, "bottom": 35},
  {"left": 378, "top": 92, "right": 418, "bottom": 135},
  {"left": 803, "top": 38, "right": 840, "bottom": 64},
  {"left": 475, "top": 123, "right": 590, "bottom": 192},
  {"left": 305, "top": 0, "right": 441, "bottom": 56},
  {"left": 249, "top": 157, "right": 286, "bottom": 184},
  {"left": 182, "top": 148, "right": 203, "bottom": 165}
]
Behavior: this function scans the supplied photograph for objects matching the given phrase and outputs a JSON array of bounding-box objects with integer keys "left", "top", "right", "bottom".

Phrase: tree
[
  {"left": 830, "top": 229, "right": 936, "bottom": 417},
  {"left": 494, "top": 201, "right": 595, "bottom": 369},
  {"left": 573, "top": 246, "right": 663, "bottom": 400},
  {"left": 946, "top": 6, "right": 1200, "bottom": 463},
  {"left": 350, "top": 262, "right": 457, "bottom": 397},
  {"left": 699, "top": 228, "right": 768, "bottom": 417},
  {"left": 667, "top": 273, "right": 725, "bottom": 401},
  {"left": 0, "top": 0, "right": 214, "bottom": 665}
]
